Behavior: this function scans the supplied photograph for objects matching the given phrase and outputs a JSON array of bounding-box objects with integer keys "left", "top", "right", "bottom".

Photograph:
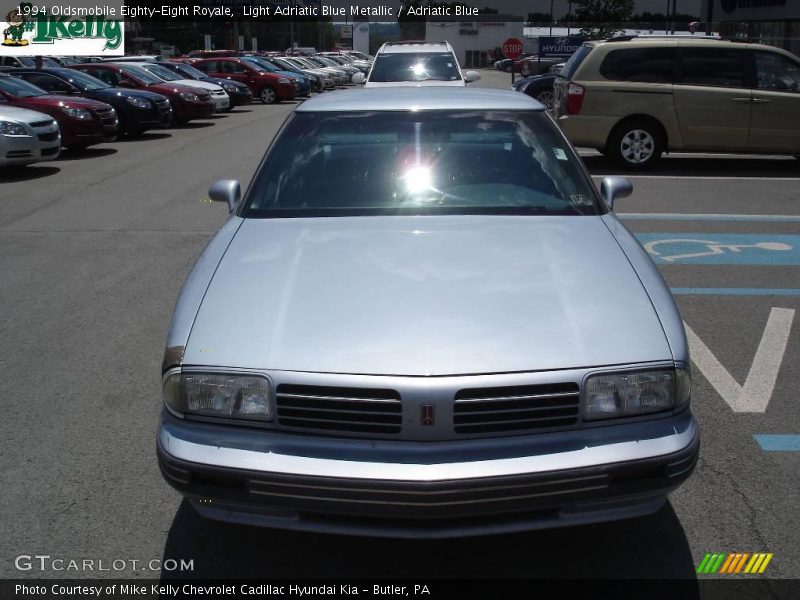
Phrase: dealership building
[
  {"left": 426, "top": 17, "right": 524, "bottom": 68},
  {"left": 702, "top": 0, "right": 800, "bottom": 54}
]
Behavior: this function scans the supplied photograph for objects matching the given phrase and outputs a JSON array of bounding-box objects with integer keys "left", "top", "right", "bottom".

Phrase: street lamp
[
  {"left": 550, "top": 0, "right": 554, "bottom": 36},
  {"left": 567, "top": 0, "right": 573, "bottom": 36}
]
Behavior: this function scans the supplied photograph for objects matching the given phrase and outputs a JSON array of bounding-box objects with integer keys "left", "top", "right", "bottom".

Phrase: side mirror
[
  {"left": 352, "top": 72, "right": 365, "bottom": 84},
  {"left": 209, "top": 179, "right": 241, "bottom": 213},
  {"left": 464, "top": 70, "right": 481, "bottom": 84},
  {"left": 599, "top": 176, "right": 633, "bottom": 210}
]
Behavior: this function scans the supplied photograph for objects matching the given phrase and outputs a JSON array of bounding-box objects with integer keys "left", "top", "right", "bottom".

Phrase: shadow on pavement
[
  {"left": 56, "top": 147, "right": 117, "bottom": 161},
  {"left": 583, "top": 154, "right": 799, "bottom": 178},
  {"left": 161, "top": 499, "right": 698, "bottom": 581},
  {"left": 0, "top": 165, "right": 60, "bottom": 181},
  {"left": 117, "top": 132, "right": 173, "bottom": 143},
  {"left": 173, "top": 122, "right": 215, "bottom": 129}
]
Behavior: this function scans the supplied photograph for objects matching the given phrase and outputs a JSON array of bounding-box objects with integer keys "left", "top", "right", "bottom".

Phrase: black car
[
  {"left": 153, "top": 61, "right": 253, "bottom": 109},
  {"left": 512, "top": 73, "right": 557, "bottom": 110},
  {"left": 11, "top": 68, "right": 172, "bottom": 135}
]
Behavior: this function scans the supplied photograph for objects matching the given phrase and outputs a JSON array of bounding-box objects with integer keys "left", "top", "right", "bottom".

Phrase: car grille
[
  {"left": 276, "top": 384, "right": 402, "bottom": 435},
  {"left": 29, "top": 119, "right": 54, "bottom": 128},
  {"left": 211, "top": 90, "right": 226, "bottom": 96},
  {"left": 37, "top": 131, "right": 58, "bottom": 142},
  {"left": 155, "top": 98, "right": 172, "bottom": 115},
  {"left": 41, "top": 146, "right": 59, "bottom": 156},
  {"left": 94, "top": 107, "right": 117, "bottom": 127},
  {"left": 6, "top": 150, "right": 32, "bottom": 158},
  {"left": 453, "top": 383, "right": 580, "bottom": 434}
]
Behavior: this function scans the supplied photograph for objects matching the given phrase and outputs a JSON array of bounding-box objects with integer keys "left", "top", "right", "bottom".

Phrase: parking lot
[{"left": 0, "top": 68, "right": 797, "bottom": 581}]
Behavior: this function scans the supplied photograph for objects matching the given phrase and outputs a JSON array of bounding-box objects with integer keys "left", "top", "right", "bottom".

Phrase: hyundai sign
[{"left": 537, "top": 36, "right": 584, "bottom": 58}]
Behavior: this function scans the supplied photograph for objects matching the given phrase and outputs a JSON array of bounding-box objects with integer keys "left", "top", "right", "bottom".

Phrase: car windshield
[
  {"left": 120, "top": 65, "right": 164, "bottom": 85},
  {"left": 140, "top": 64, "right": 182, "bottom": 81},
  {"left": 172, "top": 63, "right": 208, "bottom": 79},
  {"left": 62, "top": 69, "right": 109, "bottom": 91},
  {"left": 245, "top": 110, "right": 599, "bottom": 218},
  {"left": 0, "top": 76, "right": 47, "bottom": 98},
  {"left": 370, "top": 53, "right": 461, "bottom": 82},
  {"left": 242, "top": 57, "right": 278, "bottom": 72}
]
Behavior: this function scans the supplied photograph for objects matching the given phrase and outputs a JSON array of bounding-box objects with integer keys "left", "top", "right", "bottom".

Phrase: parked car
[
  {"left": 553, "top": 37, "right": 800, "bottom": 168},
  {"left": 513, "top": 73, "right": 557, "bottom": 110},
  {"left": 133, "top": 62, "right": 230, "bottom": 113},
  {"left": 156, "top": 61, "right": 253, "bottom": 108},
  {"left": 521, "top": 56, "right": 566, "bottom": 76},
  {"left": 0, "top": 73, "right": 116, "bottom": 148},
  {"left": 295, "top": 56, "right": 350, "bottom": 86},
  {"left": 357, "top": 41, "right": 480, "bottom": 87},
  {"left": 239, "top": 56, "right": 311, "bottom": 96},
  {"left": 0, "top": 105, "right": 60, "bottom": 167},
  {"left": 0, "top": 56, "right": 61, "bottom": 69},
  {"left": 71, "top": 63, "right": 213, "bottom": 125},
  {"left": 11, "top": 68, "right": 172, "bottom": 136},
  {"left": 281, "top": 56, "right": 341, "bottom": 87},
  {"left": 264, "top": 56, "right": 329, "bottom": 92},
  {"left": 192, "top": 57, "right": 297, "bottom": 104},
  {"left": 157, "top": 87, "right": 698, "bottom": 538}
]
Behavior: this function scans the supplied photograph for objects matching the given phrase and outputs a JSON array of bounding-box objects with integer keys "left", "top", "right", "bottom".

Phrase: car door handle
[
  {"left": 752, "top": 97, "right": 772, "bottom": 104},
  {"left": 731, "top": 97, "right": 752, "bottom": 102}
]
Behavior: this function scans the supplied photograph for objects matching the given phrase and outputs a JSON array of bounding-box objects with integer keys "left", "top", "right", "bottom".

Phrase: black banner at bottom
[{"left": 3, "top": 579, "right": 799, "bottom": 600}]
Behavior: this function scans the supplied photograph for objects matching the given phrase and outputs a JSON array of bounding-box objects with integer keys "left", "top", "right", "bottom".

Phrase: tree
[
  {"left": 574, "top": 0, "right": 635, "bottom": 38},
  {"left": 527, "top": 12, "right": 552, "bottom": 24}
]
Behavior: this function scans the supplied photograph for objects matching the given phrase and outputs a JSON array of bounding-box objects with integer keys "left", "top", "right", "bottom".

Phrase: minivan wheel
[
  {"left": 607, "top": 119, "right": 664, "bottom": 170},
  {"left": 260, "top": 87, "right": 277, "bottom": 104}
]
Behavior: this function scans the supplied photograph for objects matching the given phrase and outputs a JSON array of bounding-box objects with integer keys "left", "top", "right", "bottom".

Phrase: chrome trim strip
[{"left": 159, "top": 417, "right": 697, "bottom": 482}]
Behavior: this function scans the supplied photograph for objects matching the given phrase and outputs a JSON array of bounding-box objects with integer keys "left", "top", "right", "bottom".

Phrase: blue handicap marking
[{"left": 634, "top": 234, "right": 800, "bottom": 265}]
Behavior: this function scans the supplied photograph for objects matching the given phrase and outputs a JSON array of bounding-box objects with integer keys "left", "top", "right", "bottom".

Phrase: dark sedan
[
  {"left": 10, "top": 68, "right": 172, "bottom": 135},
  {"left": 512, "top": 73, "right": 557, "bottom": 110}
]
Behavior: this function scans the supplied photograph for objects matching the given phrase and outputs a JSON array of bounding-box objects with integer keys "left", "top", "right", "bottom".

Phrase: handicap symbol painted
[{"left": 634, "top": 234, "right": 800, "bottom": 265}]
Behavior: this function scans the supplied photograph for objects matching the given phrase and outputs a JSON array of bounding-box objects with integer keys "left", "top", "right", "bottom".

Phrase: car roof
[
  {"left": 379, "top": 41, "right": 452, "bottom": 54},
  {"left": 297, "top": 87, "right": 545, "bottom": 112}
]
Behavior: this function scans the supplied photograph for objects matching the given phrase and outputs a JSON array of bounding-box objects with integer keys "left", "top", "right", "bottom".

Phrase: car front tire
[
  {"left": 260, "top": 87, "right": 277, "bottom": 104},
  {"left": 606, "top": 118, "right": 665, "bottom": 170}
]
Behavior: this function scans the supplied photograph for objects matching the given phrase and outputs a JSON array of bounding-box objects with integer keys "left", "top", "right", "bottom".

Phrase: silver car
[
  {"left": 158, "top": 88, "right": 699, "bottom": 538},
  {"left": 0, "top": 105, "right": 60, "bottom": 167}
]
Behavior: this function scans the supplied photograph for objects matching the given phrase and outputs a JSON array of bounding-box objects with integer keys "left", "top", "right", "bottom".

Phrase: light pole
[
  {"left": 549, "top": 0, "right": 554, "bottom": 36},
  {"left": 567, "top": 1, "right": 573, "bottom": 36}
]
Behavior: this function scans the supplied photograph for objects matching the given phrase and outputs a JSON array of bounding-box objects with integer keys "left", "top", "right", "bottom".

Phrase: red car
[
  {"left": 71, "top": 63, "right": 214, "bottom": 124},
  {"left": 192, "top": 57, "right": 297, "bottom": 104},
  {"left": 0, "top": 73, "right": 117, "bottom": 149}
]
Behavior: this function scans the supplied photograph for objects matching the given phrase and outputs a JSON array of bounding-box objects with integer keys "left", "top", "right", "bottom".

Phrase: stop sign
[{"left": 502, "top": 38, "right": 524, "bottom": 60}]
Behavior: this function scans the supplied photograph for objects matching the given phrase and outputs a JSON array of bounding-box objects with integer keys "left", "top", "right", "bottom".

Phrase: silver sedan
[{"left": 157, "top": 87, "right": 698, "bottom": 538}]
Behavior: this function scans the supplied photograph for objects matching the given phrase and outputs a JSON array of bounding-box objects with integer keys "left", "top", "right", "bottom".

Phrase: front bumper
[
  {"left": 0, "top": 131, "right": 60, "bottom": 166},
  {"left": 157, "top": 409, "right": 699, "bottom": 538}
]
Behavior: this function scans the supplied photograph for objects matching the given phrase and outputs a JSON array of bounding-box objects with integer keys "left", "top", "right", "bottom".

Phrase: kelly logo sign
[{"left": 1, "top": 2, "right": 123, "bottom": 55}]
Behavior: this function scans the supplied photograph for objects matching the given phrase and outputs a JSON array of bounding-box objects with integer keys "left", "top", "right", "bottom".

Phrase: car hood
[
  {"left": 169, "top": 78, "right": 223, "bottom": 91},
  {"left": 0, "top": 105, "right": 53, "bottom": 123},
  {"left": 20, "top": 95, "right": 111, "bottom": 110},
  {"left": 185, "top": 216, "right": 672, "bottom": 375},
  {"left": 86, "top": 88, "right": 166, "bottom": 101}
]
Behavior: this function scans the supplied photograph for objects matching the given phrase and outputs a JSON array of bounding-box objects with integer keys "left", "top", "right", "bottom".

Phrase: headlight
[
  {"left": 278, "top": 77, "right": 291, "bottom": 84},
  {"left": 60, "top": 106, "right": 92, "bottom": 120},
  {"left": 126, "top": 96, "right": 150, "bottom": 109},
  {"left": 179, "top": 92, "right": 199, "bottom": 102},
  {"left": 583, "top": 368, "right": 690, "bottom": 420},
  {"left": 163, "top": 372, "right": 272, "bottom": 421},
  {"left": 222, "top": 83, "right": 237, "bottom": 92},
  {"left": 0, "top": 120, "right": 29, "bottom": 136}
]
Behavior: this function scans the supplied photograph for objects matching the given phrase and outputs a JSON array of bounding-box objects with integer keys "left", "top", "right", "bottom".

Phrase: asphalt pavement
[{"left": 0, "top": 70, "right": 797, "bottom": 582}]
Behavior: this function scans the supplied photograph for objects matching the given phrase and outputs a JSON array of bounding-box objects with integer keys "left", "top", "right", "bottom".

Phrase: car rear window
[
  {"left": 599, "top": 47, "right": 677, "bottom": 83},
  {"left": 244, "top": 110, "right": 600, "bottom": 218},
  {"left": 559, "top": 45, "right": 592, "bottom": 80},
  {"left": 369, "top": 53, "right": 461, "bottom": 83}
]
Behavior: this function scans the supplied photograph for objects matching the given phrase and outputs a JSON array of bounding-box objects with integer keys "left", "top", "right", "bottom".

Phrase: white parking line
[
  {"left": 592, "top": 175, "right": 800, "bottom": 181},
  {"left": 619, "top": 213, "right": 800, "bottom": 222}
]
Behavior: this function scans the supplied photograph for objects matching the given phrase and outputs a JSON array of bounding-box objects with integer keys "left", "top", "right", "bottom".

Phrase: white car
[
  {"left": 357, "top": 41, "right": 480, "bottom": 87},
  {"left": 133, "top": 63, "right": 230, "bottom": 113},
  {"left": 0, "top": 105, "right": 60, "bottom": 167}
]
